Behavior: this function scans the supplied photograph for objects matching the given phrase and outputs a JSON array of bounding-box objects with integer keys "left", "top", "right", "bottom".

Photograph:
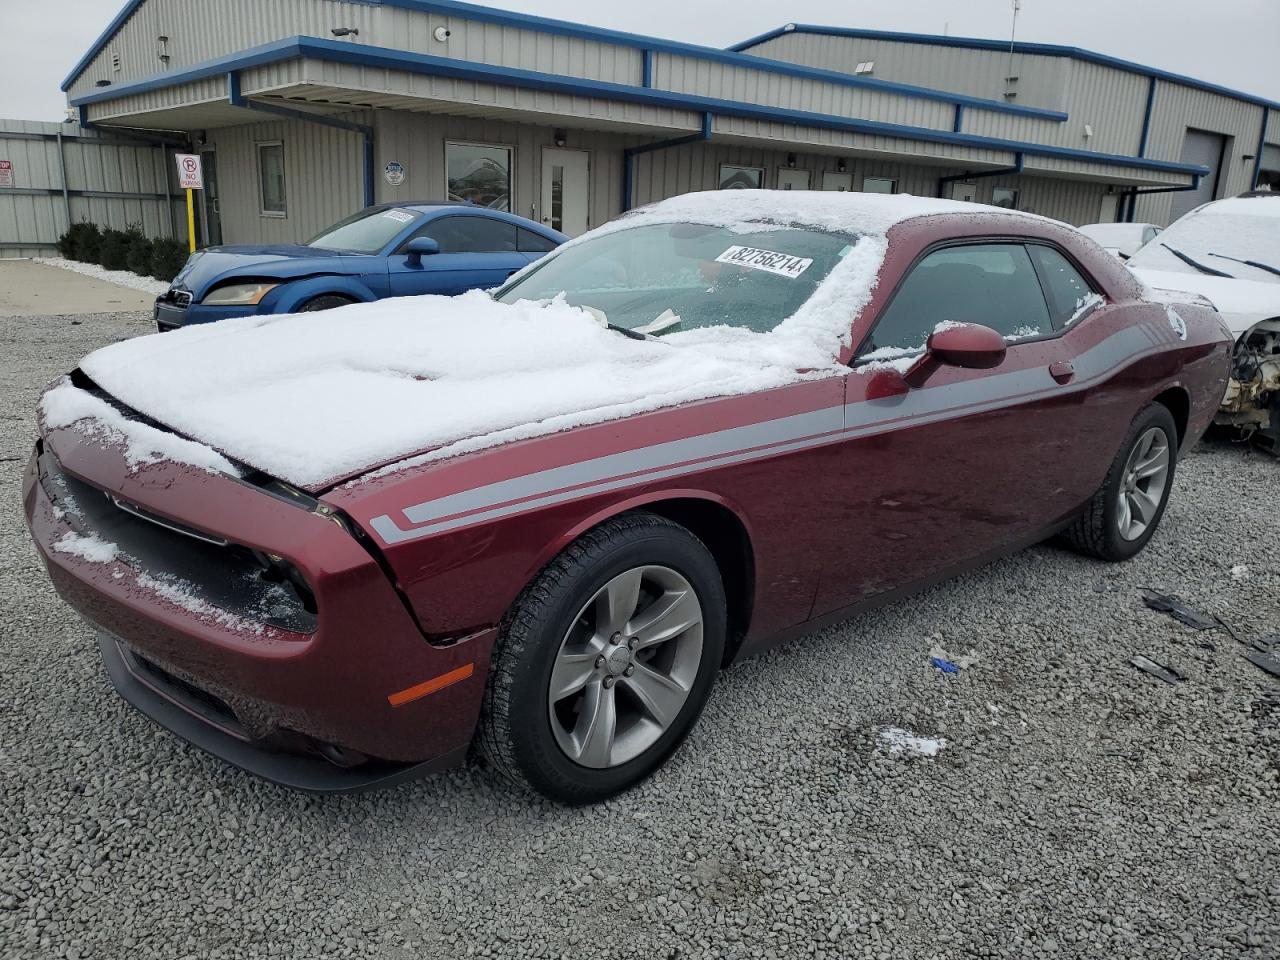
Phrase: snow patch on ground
[
  {"left": 53, "top": 531, "right": 119, "bottom": 564},
  {"left": 40, "top": 378, "right": 238, "bottom": 476},
  {"left": 34, "top": 257, "right": 170, "bottom": 296},
  {"left": 879, "top": 727, "right": 948, "bottom": 758}
]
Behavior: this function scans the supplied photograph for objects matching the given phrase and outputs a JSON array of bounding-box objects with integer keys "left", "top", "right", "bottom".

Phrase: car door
[
  {"left": 386, "top": 215, "right": 530, "bottom": 298},
  {"left": 813, "top": 240, "right": 1101, "bottom": 615}
]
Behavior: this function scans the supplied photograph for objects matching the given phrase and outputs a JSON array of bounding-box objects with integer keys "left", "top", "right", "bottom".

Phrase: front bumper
[
  {"left": 153, "top": 296, "right": 255, "bottom": 331},
  {"left": 24, "top": 431, "right": 495, "bottom": 790},
  {"left": 97, "top": 632, "right": 466, "bottom": 792}
]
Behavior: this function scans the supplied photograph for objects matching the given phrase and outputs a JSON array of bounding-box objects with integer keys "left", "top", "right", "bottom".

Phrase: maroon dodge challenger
[{"left": 23, "top": 192, "right": 1232, "bottom": 803}]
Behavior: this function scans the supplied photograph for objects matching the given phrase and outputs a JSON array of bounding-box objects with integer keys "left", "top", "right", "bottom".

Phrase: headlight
[{"left": 202, "top": 282, "right": 279, "bottom": 305}]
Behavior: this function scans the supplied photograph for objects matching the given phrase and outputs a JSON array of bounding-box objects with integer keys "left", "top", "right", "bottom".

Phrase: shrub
[
  {"left": 126, "top": 235, "right": 154, "bottom": 276},
  {"left": 68, "top": 222, "right": 102, "bottom": 263},
  {"left": 150, "top": 238, "right": 190, "bottom": 282},
  {"left": 97, "top": 228, "right": 131, "bottom": 270},
  {"left": 55, "top": 224, "right": 83, "bottom": 259}
]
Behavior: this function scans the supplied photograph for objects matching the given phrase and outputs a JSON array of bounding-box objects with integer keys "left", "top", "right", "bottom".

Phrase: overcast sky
[{"left": 1, "top": 0, "right": 1276, "bottom": 121}]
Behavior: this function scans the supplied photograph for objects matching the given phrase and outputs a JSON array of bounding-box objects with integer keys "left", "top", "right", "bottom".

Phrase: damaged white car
[{"left": 1126, "top": 193, "right": 1280, "bottom": 451}]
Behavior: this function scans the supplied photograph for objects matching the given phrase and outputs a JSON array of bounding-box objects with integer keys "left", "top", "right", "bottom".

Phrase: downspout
[
  {"left": 228, "top": 72, "right": 376, "bottom": 208},
  {"left": 55, "top": 131, "right": 71, "bottom": 235},
  {"left": 623, "top": 112, "right": 713, "bottom": 211},
  {"left": 1253, "top": 107, "right": 1270, "bottom": 190},
  {"left": 1127, "top": 76, "right": 1158, "bottom": 222},
  {"left": 641, "top": 50, "right": 654, "bottom": 88},
  {"left": 952, "top": 104, "right": 965, "bottom": 133},
  {"left": 937, "top": 152, "right": 1024, "bottom": 198}
]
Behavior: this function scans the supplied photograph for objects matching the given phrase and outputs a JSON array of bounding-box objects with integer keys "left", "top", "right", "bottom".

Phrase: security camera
[{"left": 434, "top": 26, "right": 452, "bottom": 42}]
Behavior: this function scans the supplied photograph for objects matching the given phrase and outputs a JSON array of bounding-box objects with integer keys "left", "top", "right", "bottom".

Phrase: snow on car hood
[
  {"left": 1129, "top": 268, "right": 1280, "bottom": 336},
  {"left": 60, "top": 192, "right": 1020, "bottom": 489},
  {"left": 69, "top": 254, "right": 885, "bottom": 488}
]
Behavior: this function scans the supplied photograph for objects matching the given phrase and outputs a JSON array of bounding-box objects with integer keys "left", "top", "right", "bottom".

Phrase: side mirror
[
  {"left": 903, "top": 323, "right": 1007, "bottom": 388},
  {"left": 405, "top": 236, "right": 440, "bottom": 266}
]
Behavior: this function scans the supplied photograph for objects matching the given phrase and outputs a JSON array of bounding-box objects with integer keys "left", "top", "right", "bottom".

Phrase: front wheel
[
  {"left": 1063, "top": 403, "right": 1179, "bottom": 561},
  {"left": 477, "top": 513, "right": 726, "bottom": 804},
  {"left": 298, "top": 294, "right": 356, "bottom": 312}
]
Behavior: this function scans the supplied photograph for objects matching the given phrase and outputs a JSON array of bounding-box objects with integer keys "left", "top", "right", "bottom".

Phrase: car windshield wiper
[
  {"left": 1207, "top": 252, "right": 1280, "bottom": 279},
  {"left": 1161, "top": 244, "right": 1234, "bottom": 278}
]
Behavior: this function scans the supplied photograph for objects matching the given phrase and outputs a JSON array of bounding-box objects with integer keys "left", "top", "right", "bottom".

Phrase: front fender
[{"left": 266, "top": 276, "right": 382, "bottom": 313}]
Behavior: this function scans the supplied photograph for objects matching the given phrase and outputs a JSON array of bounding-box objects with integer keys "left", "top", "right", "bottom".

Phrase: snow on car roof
[
  {"left": 609, "top": 189, "right": 1045, "bottom": 237},
  {"left": 57, "top": 193, "right": 1046, "bottom": 490}
]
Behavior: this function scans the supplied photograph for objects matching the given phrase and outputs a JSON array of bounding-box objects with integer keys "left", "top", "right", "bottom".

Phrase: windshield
[
  {"left": 1127, "top": 200, "right": 1280, "bottom": 282},
  {"left": 495, "top": 222, "right": 860, "bottom": 335},
  {"left": 307, "top": 207, "right": 421, "bottom": 255}
]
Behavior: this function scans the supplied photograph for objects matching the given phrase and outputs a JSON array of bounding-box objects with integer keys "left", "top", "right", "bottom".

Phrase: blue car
[{"left": 153, "top": 203, "right": 567, "bottom": 330}]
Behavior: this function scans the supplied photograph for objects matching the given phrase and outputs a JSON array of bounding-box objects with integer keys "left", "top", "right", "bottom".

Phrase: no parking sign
[{"left": 176, "top": 153, "right": 204, "bottom": 190}]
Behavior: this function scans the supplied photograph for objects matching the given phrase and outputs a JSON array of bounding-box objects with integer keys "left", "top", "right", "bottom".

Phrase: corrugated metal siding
[
  {"left": 1136, "top": 82, "right": 1266, "bottom": 224},
  {"left": 68, "top": 0, "right": 642, "bottom": 99},
  {"left": 965, "top": 60, "right": 1149, "bottom": 155},
  {"left": 86, "top": 77, "right": 231, "bottom": 123},
  {"left": 376, "top": 111, "right": 633, "bottom": 228},
  {"left": 711, "top": 115, "right": 1007, "bottom": 167},
  {"left": 67, "top": 0, "right": 381, "bottom": 99},
  {"left": 656, "top": 54, "right": 953, "bottom": 131},
  {"left": 207, "top": 113, "right": 367, "bottom": 244},
  {"left": 742, "top": 33, "right": 1070, "bottom": 112},
  {"left": 378, "top": 9, "right": 642, "bottom": 84},
  {"left": 299, "top": 60, "right": 701, "bottom": 133},
  {"left": 0, "top": 120, "right": 181, "bottom": 257}
]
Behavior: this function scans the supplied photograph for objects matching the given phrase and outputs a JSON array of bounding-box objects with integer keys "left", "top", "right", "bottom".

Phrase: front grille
[
  {"left": 40, "top": 449, "right": 318, "bottom": 634},
  {"left": 159, "top": 289, "right": 192, "bottom": 308}
]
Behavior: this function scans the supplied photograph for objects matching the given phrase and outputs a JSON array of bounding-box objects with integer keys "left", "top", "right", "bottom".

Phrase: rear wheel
[
  {"left": 478, "top": 513, "right": 726, "bottom": 804},
  {"left": 1063, "top": 403, "right": 1178, "bottom": 561},
  {"left": 298, "top": 294, "right": 356, "bottom": 312}
]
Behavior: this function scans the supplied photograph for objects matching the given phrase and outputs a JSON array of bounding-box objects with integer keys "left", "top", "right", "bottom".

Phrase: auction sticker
[
  {"left": 382, "top": 208, "right": 416, "bottom": 223},
  {"left": 715, "top": 245, "right": 813, "bottom": 279}
]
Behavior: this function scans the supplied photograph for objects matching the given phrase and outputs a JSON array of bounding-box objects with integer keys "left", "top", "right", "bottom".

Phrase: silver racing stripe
[{"left": 370, "top": 323, "right": 1173, "bottom": 545}]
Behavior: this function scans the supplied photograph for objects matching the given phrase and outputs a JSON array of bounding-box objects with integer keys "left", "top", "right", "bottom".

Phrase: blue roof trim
[
  {"left": 730, "top": 24, "right": 1280, "bottom": 112},
  {"left": 60, "top": 0, "right": 1062, "bottom": 121},
  {"left": 60, "top": 0, "right": 146, "bottom": 91},
  {"left": 69, "top": 36, "right": 1207, "bottom": 181}
]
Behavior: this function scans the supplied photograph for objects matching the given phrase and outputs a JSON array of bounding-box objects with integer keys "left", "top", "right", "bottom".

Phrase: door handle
[{"left": 1049, "top": 360, "right": 1075, "bottom": 384}]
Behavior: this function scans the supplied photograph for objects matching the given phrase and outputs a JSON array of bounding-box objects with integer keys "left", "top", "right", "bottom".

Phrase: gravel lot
[{"left": 1, "top": 311, "right": 1277, "bottom": 960}]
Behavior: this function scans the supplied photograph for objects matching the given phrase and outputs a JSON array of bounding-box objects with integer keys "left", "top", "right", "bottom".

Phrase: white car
[
  {"left": 1126, "top": 193, "right": 1280, "bottom": 452},
  {"left": 1077, "top": 221, "right": 1162, "bottom": 259}
]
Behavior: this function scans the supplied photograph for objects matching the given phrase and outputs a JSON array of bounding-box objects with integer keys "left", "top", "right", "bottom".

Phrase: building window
[
  {"left": 718, "top": 164, "right": 764, "bottom": 190},
  {"left": 992, "top": 187, "right": 1020, "bottom": 209},
  {"left": 257, "top": 142, "right": 286, "bottom": 217},
  {"left": 446, "top": 142, "right": 512, "bottom": 211},
  {"left": 862, "top": 177, "right": 897, "bottom": 194}
]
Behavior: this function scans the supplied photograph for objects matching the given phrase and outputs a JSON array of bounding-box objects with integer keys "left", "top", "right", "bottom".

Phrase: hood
[
  {"left": 173, "top": 244, "right": 366, "bottom": 298},
  {"left": 70, "top": 291, "right": 842, "bottom": 492},
  {"left": 1130, "top": 268, "right": 1280, "bottom": 337}
]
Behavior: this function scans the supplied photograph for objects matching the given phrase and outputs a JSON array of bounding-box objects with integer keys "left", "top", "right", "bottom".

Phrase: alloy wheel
[
  {"left": 547, "top": 565, "right": 704, "bottom": 769},
  {"left": 1116, "top": 426, "right": 1171, "bottom": 542}
]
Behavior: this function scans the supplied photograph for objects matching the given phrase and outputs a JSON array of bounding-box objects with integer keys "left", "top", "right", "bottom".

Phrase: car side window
[
  {"left": 518, "top": 228, "right": 557, "bottom": 253},
  {"left": 860, "top": 243, "right": 1052, "bottom": 356},
  {"left": 1142, "top": 226, "right": 1160, "bottom": 246},
  {"left": 1028, "top": 245, "right": 1099, "bottom": 329},
  {"left": 422, "top": 216, "right": 519, "bottom": 253}
]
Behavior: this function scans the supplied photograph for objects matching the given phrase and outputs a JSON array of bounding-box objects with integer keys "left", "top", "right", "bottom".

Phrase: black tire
[
  {"left": 298, "top": 295, "right": 356, "bottom": 312},
  {"left": 1063, "top": 403, "right": 1179, "bottom": 561},
  {"left": 477, "top": 512, "right": 726, "bottom": 804}
]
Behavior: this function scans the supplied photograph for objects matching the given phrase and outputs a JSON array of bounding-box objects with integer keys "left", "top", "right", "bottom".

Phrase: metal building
[{"left": 56, "top": 0, "right": 1278, "bottom": 245}]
